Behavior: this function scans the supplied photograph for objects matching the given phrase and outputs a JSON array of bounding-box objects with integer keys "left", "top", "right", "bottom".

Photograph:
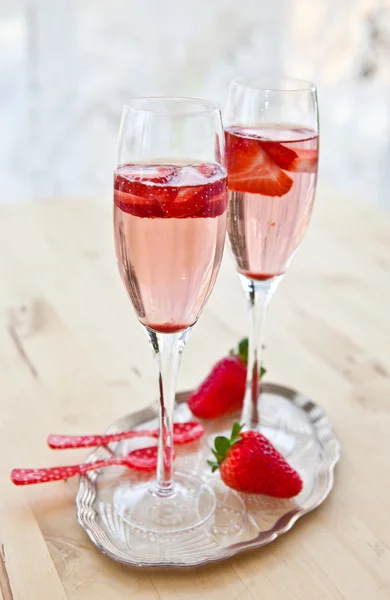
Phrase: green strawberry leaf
[
  {"left": 211, "top": 448, "right": 223, "bottom": 461},
  {"left": 230, "top": 421, "right": 244, "bottom": 445},
  {"left": 232, "top": 338, "right": 267, "bottom": 378},
  {"left": 208, "top": 422, "right": 245, "bottom": 473},
  {"left": 237, "top": 338, "right": 249, "bottom": 363},
  {"left": 214, "top": 436, "right": 230, "bottom": 456},
  {"left": 207, "top": 460, "right": 219, "bottom": 472},
  {"left": 231, "top": 421, "right": 243, "bottom": 440}
]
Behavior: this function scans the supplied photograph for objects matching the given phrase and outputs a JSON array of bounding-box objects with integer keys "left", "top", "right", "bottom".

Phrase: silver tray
[{"left": 76, "top": 383, "right": 340, "bottom": 567}]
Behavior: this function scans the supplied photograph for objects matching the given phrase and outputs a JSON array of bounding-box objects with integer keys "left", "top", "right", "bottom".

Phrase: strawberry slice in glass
[
  {"left": 114, "top": 165, "right": 178, "bottom": 218},
  {"left": 258, "top": 141, "right": 318, "bottom": 173},
  {"left": 226, "top": 133, "right": 293, "bottom": 197},
  {"left": 114, "top": 161, "right": 227, "bottom": 334}
]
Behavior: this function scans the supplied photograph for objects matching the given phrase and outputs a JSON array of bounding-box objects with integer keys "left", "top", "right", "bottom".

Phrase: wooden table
[{"left": 1, "top": 184, "right": 389, "bottom": 599}]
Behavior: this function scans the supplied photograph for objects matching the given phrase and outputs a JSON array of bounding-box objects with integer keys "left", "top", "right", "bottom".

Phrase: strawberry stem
[
  {"left": 208, "top": 421, "right": 244, "bottom": 472},
  {"left": 237, "top": 338, "right": 249, "bottom": 363},
  {"left": 230, "top": 338, "right": 267, "bottom": 378}
]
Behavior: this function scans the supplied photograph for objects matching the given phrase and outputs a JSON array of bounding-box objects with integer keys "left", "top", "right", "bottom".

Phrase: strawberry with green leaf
[
  {"left": 188, "top": 339, "right": 265, "bottom": 419},
  {"left": 208, "top": 422, "right": 303, "bottom": 498}
]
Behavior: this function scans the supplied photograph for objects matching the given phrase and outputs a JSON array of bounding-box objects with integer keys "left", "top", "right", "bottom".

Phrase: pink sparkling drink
[
  {"left": 225, "top": 125, "right": 319, "bottom": 280},
  {"left": 114, "top": 163, "right": 227, "bottom": 333}
]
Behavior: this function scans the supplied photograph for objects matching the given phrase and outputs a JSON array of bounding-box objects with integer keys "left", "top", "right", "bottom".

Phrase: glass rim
[
  {"left": 230, "top": 76, "right": 317, "bottom": 93},
  {"left": 122, "top": 96, "right": 221, "bottom": 116}
]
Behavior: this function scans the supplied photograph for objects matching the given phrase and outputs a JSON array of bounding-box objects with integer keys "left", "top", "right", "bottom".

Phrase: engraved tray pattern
[{"left": 76, "top": 383, "right": 340, "bottom": 567}]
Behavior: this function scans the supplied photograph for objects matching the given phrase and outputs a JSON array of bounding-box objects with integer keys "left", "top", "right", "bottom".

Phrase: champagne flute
[
  {"left": 113, "top": 97, "right": 227, "bottom": 533},
  {"left": 225, "top": 77, "right": 319, "bottom": 432}
]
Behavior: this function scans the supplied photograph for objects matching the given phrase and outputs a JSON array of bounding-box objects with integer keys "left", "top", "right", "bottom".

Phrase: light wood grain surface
[{"left": 0, "top": 183, "right": 389, "bottom": 599}]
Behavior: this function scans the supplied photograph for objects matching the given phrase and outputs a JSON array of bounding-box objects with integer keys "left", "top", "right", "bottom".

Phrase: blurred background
[{"left": 1, "top": 0, "right": 389, "bottom": 206}]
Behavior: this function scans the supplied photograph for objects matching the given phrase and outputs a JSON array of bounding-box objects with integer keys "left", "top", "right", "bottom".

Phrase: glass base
[{"left": 113, "top": 472, "right": 216, "bottom": 534}]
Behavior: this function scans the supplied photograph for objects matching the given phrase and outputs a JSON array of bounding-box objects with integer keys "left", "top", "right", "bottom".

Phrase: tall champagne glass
[
  {"left": 114, "top": 97, "right": 227, "bottom": 533},
  {"left": 225, "top": 77, "right": 319, "bottom": 430}
]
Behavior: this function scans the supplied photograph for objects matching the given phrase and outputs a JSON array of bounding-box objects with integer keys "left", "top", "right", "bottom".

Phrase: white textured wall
[{"left": 1, "top": 0, "right": 389, "bottom": 206}]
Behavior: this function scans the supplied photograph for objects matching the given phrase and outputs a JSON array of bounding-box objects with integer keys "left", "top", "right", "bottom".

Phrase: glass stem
[
  {"left": 240, "top": 276, "right": 281, "bottom": 429},
  {"left": 146, "top": 327, "right": 191, "bottom": 497}
]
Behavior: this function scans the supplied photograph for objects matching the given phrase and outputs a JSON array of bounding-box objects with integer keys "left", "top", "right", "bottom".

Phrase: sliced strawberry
[
  {"left": 259, "top": 143, "right": 318, "bottom": 174},
  {"left": 258, "top": 142, "right": 298, "bottom": 170},
  {"left": 192, "top": 191, "right": 227, "bottom": 218},
  {"left": 114, "top": 165, "right": 178, "bottom": 218},
  {"left": 226, "top": 133, "right": 293, "bottom": 197},
  {"left": 160, "top": 185, "right": 207, "bottom": 218},
  {"left": 115, "top": 163, "right": 226, "bottom": 219},
  {"left": 286, "top": 148, "right": 318, "bottom": 173},
  {"left": 118, "top": 165, "right": 178, "bottom": 187},
  {"left": 194, "top": 163, "right": 220, "bottom": 178},
  {"left": 114, "top": 189, "right": 165, "bottom": 218},
  {"left": 161, "top": 178, "right": 226, "bottom": 219}
]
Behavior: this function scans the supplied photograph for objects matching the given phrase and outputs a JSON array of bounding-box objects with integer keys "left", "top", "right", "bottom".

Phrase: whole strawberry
[
  {"left": 208, "top": 422, "right": 303, "bottom": 498},
  {"left": 188, "top": 339, "right": 265, "bottom": 419}
]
